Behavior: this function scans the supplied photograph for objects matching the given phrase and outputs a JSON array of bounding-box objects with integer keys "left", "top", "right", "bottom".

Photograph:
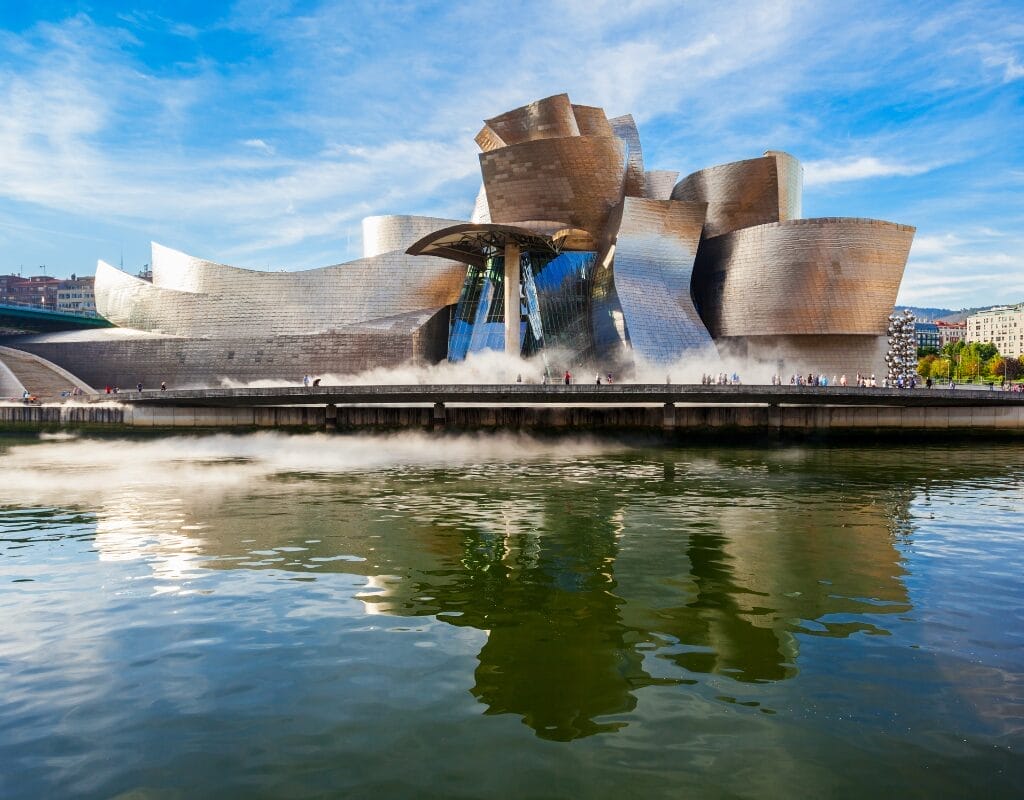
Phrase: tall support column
[{"left": 503, "top": 241, "right": 521, "bottom": 356}]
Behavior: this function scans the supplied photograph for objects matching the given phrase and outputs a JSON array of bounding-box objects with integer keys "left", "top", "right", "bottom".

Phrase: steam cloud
[
  {"left": 211, "top": 345, "right": 790, "bottom": 390},
  {"left": 0, "top": 431, "right": 622, "bottom": 507}
]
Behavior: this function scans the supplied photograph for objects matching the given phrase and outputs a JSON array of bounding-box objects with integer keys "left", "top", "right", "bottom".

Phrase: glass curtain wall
[{"left": 448, "top": 250, "right": 597, "bottom": 363}]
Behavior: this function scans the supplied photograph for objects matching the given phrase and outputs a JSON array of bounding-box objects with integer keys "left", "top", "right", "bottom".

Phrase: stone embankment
[{"left": 3, "top": 388, "right": 1024, "bottom": 437}]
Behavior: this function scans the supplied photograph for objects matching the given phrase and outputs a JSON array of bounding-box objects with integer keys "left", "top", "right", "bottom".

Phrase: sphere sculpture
[{"left": 885, "top": 310, "right": 917, "bottom": 388}]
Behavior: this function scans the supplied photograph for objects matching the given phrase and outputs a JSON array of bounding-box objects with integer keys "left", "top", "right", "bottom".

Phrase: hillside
[{"left": 898, "top": 302, "right": 1024, "bottom": 323}]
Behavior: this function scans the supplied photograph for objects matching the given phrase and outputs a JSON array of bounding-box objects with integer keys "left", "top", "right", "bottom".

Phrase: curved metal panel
[
  {"left": 571, "top": 104, "right": 613, "bottom": 138},
  {"left": 692, "top": 217, "right": 916, "bottom": 337},
  {"left": 470, "top": 184, "right": 491, "bottom": 223},
  {"left": 610, "top": 198, "right": 714, "bottom": 363},
  {"left": 608, "top": 114, "right": 645, "bottom": 197},
  {"left": 474, "top": 125, "right": 506, "bottom": 153},
  {"left": 643, "top": 170, "right": 679, "bottom": 201},
  {"left": 483, "top": 93, "right": 579, "bottom": 146},
  {"left": 10, "top": 308, "right": 452, "bottom": 389},
  {"left": 151, "top": 241, "right": 230, "bottom": 293},
  {"left": 671, "top": 152, "right": 802, "bottom": 237},
  {"left": 361, "top": 215, "right": 465, "bottom": 258},
  {"left": 589, "top": 244, "right": 630, "bottom": 364},
  {"left": 97, "top": 246, "right": 466, "bottom": 338},
  {"left": 480, "top": 135, "right": 627, "bottom": 236},
  {"left": 766, "top": 150, "right": 802, "bottom": 221}
]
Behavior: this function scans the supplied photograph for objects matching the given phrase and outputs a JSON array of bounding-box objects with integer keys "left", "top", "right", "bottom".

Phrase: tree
[
  {"left": 930, "top": 358, "right": 952, "bottom": 380},
  {"left": 941, "top": 340, "right": 964, "bottom": 359},
  {"left": 991, "top": 357, "right": 1023, "bottom": 381}
]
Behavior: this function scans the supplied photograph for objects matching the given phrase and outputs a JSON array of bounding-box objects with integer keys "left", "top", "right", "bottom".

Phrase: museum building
[{"left": 2, "top": 94, "right": 915, "bottom": 387}]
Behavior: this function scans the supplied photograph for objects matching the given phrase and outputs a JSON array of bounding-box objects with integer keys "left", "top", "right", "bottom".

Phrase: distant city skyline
[{"left": 1, "top": 0, "right": 1022, "bottom": 307}]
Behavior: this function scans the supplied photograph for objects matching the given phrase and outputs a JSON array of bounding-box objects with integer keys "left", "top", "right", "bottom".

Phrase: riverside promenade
[
  {"left": 117, "top": 383, "right": 1024, "bottom": 408},
  {"left": 3, "top": 383, "right": 1024, "bottom": 436}
]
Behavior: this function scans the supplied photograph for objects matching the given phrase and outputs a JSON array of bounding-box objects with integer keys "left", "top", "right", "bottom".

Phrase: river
[{"left": 0, "top": 432, "right": 1021, "bottom": 798}]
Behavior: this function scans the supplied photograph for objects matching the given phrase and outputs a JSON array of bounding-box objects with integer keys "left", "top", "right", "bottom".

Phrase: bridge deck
[
  {"left": 0, "top": 303, "right": 112, "bottom": 333},
  {"left": 112, "top": 384, "right": 1024, "bottom": 408}
]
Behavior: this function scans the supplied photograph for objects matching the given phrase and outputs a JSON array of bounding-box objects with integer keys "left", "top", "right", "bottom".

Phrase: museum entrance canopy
[{"left": 406, "top": 222, "right": 594, "bottom": 267}]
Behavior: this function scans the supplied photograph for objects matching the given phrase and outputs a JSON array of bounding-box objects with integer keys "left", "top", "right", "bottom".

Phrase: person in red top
[{"left": 564, "top": 370, "right": 571, "bottom": 385}]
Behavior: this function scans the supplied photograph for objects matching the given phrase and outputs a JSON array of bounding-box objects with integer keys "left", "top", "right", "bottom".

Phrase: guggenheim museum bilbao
[{"left": 7, "top": 93, "right": 915, "bottom": 387}]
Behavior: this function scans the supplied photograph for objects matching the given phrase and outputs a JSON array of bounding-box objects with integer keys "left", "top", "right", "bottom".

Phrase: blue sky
[{"left": 0, "top": 0, "right": 1021, "bottom": 308}]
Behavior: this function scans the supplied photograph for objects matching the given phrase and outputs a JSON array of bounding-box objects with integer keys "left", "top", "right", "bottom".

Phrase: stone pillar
[
  {"left": 325, "top": 403, "right": 337, "bottom": 432},
  {"left": 662, "top": 402, "right": 675, "bottom": 430},
  {"left": 432, "top": 401, "right": 446, "bottom": 430},
  {"left": 503, "top": 241, "right": 521, "bottom": 356}
]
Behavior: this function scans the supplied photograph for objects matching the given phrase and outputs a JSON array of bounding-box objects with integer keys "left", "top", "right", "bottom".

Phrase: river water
[{"left": 0, "top": 432, "right": 1021, "bottom": 798}]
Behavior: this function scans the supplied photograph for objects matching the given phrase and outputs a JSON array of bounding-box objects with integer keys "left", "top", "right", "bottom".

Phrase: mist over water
[{"left": 1, "top": 433, "right": 1022, "bottom": 799}]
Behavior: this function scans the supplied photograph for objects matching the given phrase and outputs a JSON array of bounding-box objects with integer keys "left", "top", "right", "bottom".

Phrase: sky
[{"left": 0, "top": 0, "right": 1021, "bottom": 308}]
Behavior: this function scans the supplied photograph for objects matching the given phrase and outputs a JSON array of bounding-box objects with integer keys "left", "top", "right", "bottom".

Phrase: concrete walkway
[
  {"left": 0, "top": 346, "right": 95, "bottom": 401},
  {"left": 114, "top": 383, "right": 1024, "bottom": 408}
]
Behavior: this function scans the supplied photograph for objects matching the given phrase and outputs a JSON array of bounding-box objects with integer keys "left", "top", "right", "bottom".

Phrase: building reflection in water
[{"left": 80, "top": 448, "right": 935, "bottom": 741}]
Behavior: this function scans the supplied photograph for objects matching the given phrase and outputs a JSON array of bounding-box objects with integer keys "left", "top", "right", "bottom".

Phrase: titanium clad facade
[
  {"left": 643, "top": 171, "right": 679, "bottom": 201},
  {"left": 571, "top": 104, "right": 615, "bottom": 139},
  {"left": 480, "top": 135, "right": 627, "bottom": 236},
  {"left": 671, "top": 152, "right": 802, "bottom": 238},
  {"left": 590, "top": 246, "right": 631, "bottom": 365},
  {"left": 608, "top": 114, "right": 646, "bottom": 198},
  {"left": 99, "top": 248, "right": 465, "bottom": 338},
  {"left": 768, "top": 151, "right": 803, "bottom": 223},
  {"left": 480, "top": 93, "right": 579, "bottom": 147},
  {"left": 471, "top": 185, "right": 492, "bottom": 223},
  {"left": 8, "top": 307, "right": 450, "bottom": 388},
  {"left": 692, "top": 218, "right": 915, "bottom": 337},
  {"left": 600, "top": 198, "right": 714, "bottom": 363},
  {"left": 361, "top": 215, "right": 466, "bottom": 258}
]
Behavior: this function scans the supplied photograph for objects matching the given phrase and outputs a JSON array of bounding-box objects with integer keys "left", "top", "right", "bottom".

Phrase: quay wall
[{"left": 3, "top": 403, "right": 1024, "bottom": 436}]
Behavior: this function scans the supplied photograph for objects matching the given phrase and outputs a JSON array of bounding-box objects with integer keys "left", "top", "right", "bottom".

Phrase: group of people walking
[{"left": 702, "top": 373, "right": 741, "bottom": 385}]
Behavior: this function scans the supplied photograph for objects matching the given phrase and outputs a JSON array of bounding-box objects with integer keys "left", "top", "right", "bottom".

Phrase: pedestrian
[
  {"left": 596, "top": 373, "right": 601, "bottom": 385},
  {"left": 516, "top": 373, "right": 522, "bottom": 383},
  {"left": 161, "top": 381, "right": 167, "bottom": 390},
  {"left": 564, "top": 370, "right": 571, "bottom": 385},
  {"left": 105, "top": 385, "right": 111, "bottom": 394},
  {"left": 303, "top": 374, "right": 310, "bottom": 387},
  {"left": 607, "top": 373, "right": 613, "bottom": 385},
  {"left": 313, "top": 377, "right": 321, "bottom": 387}
]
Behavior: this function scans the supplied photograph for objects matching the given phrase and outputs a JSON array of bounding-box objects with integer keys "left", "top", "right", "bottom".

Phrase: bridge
[
  {"left": 0, "top": 302, "right": 113, "bottom": 333},
  {"left": 114, "top": 383, "right": 1024, "bottom": 408}
]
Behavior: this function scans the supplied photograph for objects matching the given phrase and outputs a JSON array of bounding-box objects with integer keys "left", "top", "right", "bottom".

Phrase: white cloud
[
  {"left": 982, "top": 52, "right": 1024, "bottom": 82},
  {"left": 804, "top": 156, "right": 936, "bottom": 186},
  {"left": 242, "top": 138, "right": 275, "bottom": 155}
]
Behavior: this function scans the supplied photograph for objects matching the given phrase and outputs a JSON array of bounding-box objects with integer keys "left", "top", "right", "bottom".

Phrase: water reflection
[{"left": 3, "top": 437, "right": 1019, "bottom": 742}]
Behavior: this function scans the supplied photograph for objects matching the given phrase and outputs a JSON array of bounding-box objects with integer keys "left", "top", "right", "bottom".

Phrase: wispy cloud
[
  {"left": 804, "top": 157, "right": 938, "bottom": 186},
  {"left": 0, "top": 0, "right": 1021, "bottom": 308}
]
